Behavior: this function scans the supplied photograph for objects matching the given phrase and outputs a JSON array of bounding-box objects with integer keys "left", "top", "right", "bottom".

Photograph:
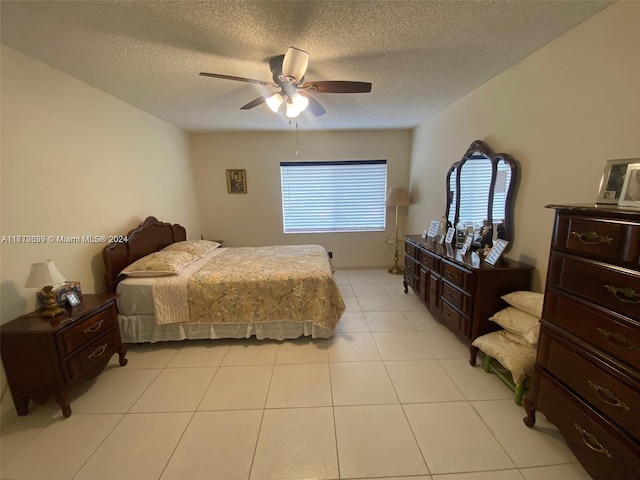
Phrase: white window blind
[{"left": 280, "top": 160, "right": 387, "bottom": 234}]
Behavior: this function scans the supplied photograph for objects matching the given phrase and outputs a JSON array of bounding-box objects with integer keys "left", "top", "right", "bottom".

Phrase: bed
[{"left": 103, "top": 216, "right": 345, "bottom": 343}]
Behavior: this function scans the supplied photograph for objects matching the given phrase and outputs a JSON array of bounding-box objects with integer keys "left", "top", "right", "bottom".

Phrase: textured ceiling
[{"left": 1, "top": 0, "right": 613, "bottom": 131}]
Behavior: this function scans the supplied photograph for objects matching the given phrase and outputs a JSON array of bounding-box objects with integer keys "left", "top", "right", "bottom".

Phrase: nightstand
[{"left": 0, "top": 293, "right": 127, "bottom": 418}]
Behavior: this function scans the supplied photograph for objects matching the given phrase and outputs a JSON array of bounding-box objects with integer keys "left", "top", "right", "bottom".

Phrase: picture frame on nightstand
[{"left": 66, "top": 292, "right": 81, "bottom": 307}]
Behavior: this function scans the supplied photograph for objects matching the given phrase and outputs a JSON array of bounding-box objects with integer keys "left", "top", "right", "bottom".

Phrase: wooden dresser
[
  {"left": 1, "top": 293, "right": 128, "bottom": 418},
  {"left": 403, "top": 235, "right": 533, "bottom": 364},
  {"left": 523, "top": 205, "right": 640, "bottom": 480}
]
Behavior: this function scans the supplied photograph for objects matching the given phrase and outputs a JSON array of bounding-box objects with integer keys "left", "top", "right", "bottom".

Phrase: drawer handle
[
  {"left": 596, "top": 328, "right": 640, "bottom": 352},
  {"left": 603, "top": 285, "right": 640, "bottom": 304},
  {"left": 83, "top": 319, "right": 104, "bottom": 334},
  {"left": 88, "top": 343, "right": 109, "bottom": 359},
  {"left": 573, "top": 423, "right": 613, "bottom": 459},
  {"left": 570, "top": 231, "right": 613, "bottom": 245},
  {"left": 588, "top": 380, "right": 631, "bottom": 412},
  {"left": 446, "top": 271, "right": 459, "bottom": 280}
]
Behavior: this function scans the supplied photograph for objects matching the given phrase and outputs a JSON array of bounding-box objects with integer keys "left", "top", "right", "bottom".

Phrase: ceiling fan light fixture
[
  {"left": 265, "top": 93, "right": 284, "bottom": 113},
  {"left": 285, "top": 100, "right": 301, "bottom": 118},
  {"left": 290, "top": 92, "right": 309, "bottom": 112}
]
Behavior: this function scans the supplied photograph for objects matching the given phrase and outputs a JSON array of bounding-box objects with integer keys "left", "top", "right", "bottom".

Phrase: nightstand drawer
[
  {"left": 64, "top": 328, "right": 121, "bottom": 382},
  {"left": 59, "top": 304, "right": 118, "bottom": 355}
]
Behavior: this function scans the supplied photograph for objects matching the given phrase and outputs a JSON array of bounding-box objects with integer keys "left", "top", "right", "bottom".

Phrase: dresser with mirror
[{"left": 404, "top": 140, "right": 532, "bottom": 364}]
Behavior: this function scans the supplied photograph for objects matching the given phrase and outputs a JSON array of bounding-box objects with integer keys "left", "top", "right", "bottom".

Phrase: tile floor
[{"left": 0, "top": 269, "right": 593, "bottom": 480}]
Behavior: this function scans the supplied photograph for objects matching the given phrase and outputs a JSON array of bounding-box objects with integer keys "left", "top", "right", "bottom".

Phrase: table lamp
[
  {"left": 386, "top": 186, "right": 412, "bottom": 275},
  {"left": 25, "top": 260, "right": 66, "bottom": 317}
]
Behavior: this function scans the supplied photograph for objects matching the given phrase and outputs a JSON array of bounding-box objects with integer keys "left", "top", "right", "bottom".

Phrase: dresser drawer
[
  {"left": 534, "top": 373, "right": 640, "bottom": 480},
  {"left": 405, "top": 241, "right": 418, "bottom": 259},
  {"left": 554, "top": 215, "right": 640, "bottom": 264},
  {"left": 63, "top": 328, "right": 121, "bottom": 382},
  {"left": 538, "top": 332, "right": 640, "bottom": 440},
  {"left": 441, "top": 282, "right": 471, "bottom": 315},
  {"left": 441, "top": 261, "right": 473, "bottom": 293},
  {"left": 548, "top": 252, "right": 640, "bottom": 321},
  {"left": 420, "top": 249, "right": 438, "bottom": 271},
  {"left": 441, "top": 300, "right": 470, "bottom": 337},
  {"left": 405, "top": 255, "right": 420, "bottom": 276},
  {"left": 544, "top": 290, "right": 640, "bottom": 370},
  {"left": 58, "top": 304, "right": 118, "bottom": 356}
]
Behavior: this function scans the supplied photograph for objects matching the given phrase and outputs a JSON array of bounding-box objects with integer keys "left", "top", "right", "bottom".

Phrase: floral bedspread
[{"left": 153, "top": 245, "right": 345, "bottom": 331}]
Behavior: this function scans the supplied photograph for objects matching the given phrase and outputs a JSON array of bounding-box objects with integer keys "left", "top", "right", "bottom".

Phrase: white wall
[
  {"left": 408, "top": 1, "right": 640, "bottom": 291},
  {"left": 0, "top": 46, "right": 201, "bottom": 415},
  {"left": 190, "top": 129, "right": 412, "bottom": 268}
]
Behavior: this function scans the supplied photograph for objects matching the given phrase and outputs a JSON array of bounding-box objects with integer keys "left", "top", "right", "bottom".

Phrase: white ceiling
[{"left": 1, "top": 0, "right": 613, "bottom": 132}]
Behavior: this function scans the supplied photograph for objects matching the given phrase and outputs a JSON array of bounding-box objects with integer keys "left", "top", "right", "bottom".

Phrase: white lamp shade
[
  {"left": 282, "top": 46, "right": 309, "bottom": 82},
  {"left": 285, "top": 101, "right": 301, "bottom": 118},
  {"left": 265, "top": 93, "right": 284, "bottom": 113},
  {"left": 25, "top": 260, "right": 66, "bottom": 289},
  {"left": 290, "top": 92, "right": 309, "bottom": 112},
  {"left": 386, "top": 187, "right": 411, "bottom": 206}
]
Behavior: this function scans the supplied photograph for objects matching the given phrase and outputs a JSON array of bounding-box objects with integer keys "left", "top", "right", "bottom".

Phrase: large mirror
[{"left": 446, "top": 140, "right": 517, "bottom": 250}]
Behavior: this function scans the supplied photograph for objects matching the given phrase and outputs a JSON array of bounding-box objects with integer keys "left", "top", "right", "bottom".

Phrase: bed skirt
[{"left": 118, "top": 314, "right": 334, "bottom": 343}]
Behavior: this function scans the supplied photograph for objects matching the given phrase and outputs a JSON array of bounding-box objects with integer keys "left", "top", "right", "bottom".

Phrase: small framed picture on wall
[{"left": 226, "top": 169, "right": 247, "bottom": 194}]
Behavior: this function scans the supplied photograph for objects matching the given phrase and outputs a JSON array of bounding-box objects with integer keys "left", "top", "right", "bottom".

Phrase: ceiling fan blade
[
  {"left": 199, "top": 72, "right": 276, "bottom": 87},
  {"left": 282, "top": 47, "right": 309, "bottom": 82},
  {"left": 240, "top": 96, "right": 267, "bottom": 110},
  {"left": 302, "top": 81, "right": 372, "bottom": 93},
  {"left": 299, "top": 92, "right": 326, "bottom": 116}
]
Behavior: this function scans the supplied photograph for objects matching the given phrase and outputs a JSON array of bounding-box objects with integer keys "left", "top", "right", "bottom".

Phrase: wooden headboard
[{"left": 103, "top": 216, "right": 186, "bottom": 293}]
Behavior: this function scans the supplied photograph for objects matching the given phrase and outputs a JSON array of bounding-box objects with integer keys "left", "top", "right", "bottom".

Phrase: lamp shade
[
  {"left": 24, "top": 260, "right": 66, "bottom": 289},
  {"left": 386, "top": 187, "right": 411, "bottom": 206}
]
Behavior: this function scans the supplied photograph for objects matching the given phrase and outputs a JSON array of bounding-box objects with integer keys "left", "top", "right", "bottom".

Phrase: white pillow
[
  {"left": 501, "top": 291, "right": 544, "bottom": 318},
  {"left": 162, "top": 240, "right": 220, "bottom": 257},
  {"left": 489, "top": 307, "right": 540, "bottom": 345},
  {"left": 120, "top": 251, "right": 196, "bottom": 277},
  {"left": 472, "top": 331, "right": 537, "bottom": 384}
]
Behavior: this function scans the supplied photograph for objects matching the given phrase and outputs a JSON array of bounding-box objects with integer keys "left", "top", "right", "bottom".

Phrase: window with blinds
[{"left": 280, "top": 160, "right": 387, "bottom": 233}]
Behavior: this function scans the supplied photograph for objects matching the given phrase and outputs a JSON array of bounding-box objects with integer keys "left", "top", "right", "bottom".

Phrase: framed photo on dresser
[
  {"left": 485, "top": 239, "right": 509, "bottom": 266},
  {"left": 618, "top": 162, "right": 640, "bottom": 206},
  {"left": 596, "top": 158, "right": 638, "bottom": 204}
]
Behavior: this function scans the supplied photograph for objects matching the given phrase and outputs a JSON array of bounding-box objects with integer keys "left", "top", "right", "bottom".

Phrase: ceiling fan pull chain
[{"left": 296, "top": 122, "right": 300, "bottom": 157}]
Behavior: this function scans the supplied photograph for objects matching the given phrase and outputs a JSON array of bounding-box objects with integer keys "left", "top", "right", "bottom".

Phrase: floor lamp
[{"left": 386, "top": 186, "right": 411, "bottom": 275}]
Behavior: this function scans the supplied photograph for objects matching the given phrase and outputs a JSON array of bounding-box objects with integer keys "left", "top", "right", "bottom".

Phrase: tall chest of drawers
[{"left": 523, "top": 205, "right": 640, "bottom": 480}]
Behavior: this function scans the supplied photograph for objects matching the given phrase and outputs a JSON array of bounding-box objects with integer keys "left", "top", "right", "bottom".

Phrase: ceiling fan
[{"left": 199, "top": 47, "right": 372, "bottom": 118}]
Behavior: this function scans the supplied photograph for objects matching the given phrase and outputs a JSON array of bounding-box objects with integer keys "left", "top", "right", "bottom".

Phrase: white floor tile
[
  {"left": 69, "top": 367, "right": 160, "bottom": 413},
  {"left": 432, "top": 470, "right": 525, "bottom": 480},
  {"left": 275, "top": 336, "right": 330, "bottom": 364},
  {"left": 328, "top": 332, "right": 382, "bottom": 362},
  {"left": 347, "top": 272, "right": 380, "bottom": 285},
  {"left": 330, "top": 361, "right": 399, "bottom": 405},
  {"left": 519, "top": 463, "right": 592, "bottom": 480},
  {"left": 353, "top": 284, "right": 389, "bottom": 296},
  {"left": 358, "top": 296, "right": 400, "bottom": 312},
  {"left": 343, "top": 296, "right": 362, "bottom": 312},
  {"left": 250, "top": 407, "right": 338, "bottom": 480},
  {"left": 391, "top": 294, "right": 428, "bottom": 311},
  {"left": 130, "top": 368, "right": 216, "bottom": 412},
  {"left": 418, "top": 330, "right": 470, "bottom": 359},
  {"left": 365, "top": 311, "right": 414, "bottom": 332},
  {"left": 166, "top": 339, "right": 231, "bottom": 367},
  {"left": 439, "top": 358, "right": 514, "bottom": 401},
  {"left": 335, "top": 312, "right": 370, "bottom": 333},
  {"left": 403, "top": 310, "right": 449, "bottom": 332},
  {"left": 404, "top": 402, "right": 514, "bottom": 474},
  {"left": 160, "top": 410, "right": 263, "bottom": 480},
  {"left": 74, "top": 413, "right": 191, "bottom": 480},
  {"left": 266, "top": 363, "right": 332, "bottom": 408},
  {"left": 338, "top": 284, "right": 356, "bottom": 297},
  {"left": 198, "top": 365, "right": 273, "bottom": 410},
  {"left": 1, "top": 413, "right": 121, "bottom": 480},
  {"left": 333, "top": 270, "right": 349, "bottom": 285},
  {"left": 471, "top": 399, "right": 578, "bottom": 468},
  {"left": 114, "top": 342, "right": 181, "bottom": 368},
  {"left": 334, "top": 404, "right": 429, "bottom": 478},
  {"left": 221, "top": 339, "right": 279, "bottom": 366},
  {"left": 385, "top": 360, "right": 465, "bottom": 403},
  {"left": 373, "top": 332, "right": 435, "bottom": 360}
]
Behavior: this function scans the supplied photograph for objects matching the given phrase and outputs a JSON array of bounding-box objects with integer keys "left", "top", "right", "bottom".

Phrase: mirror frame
[{"left": 445, "top": 140, "right": 518, "bottom": 250}]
